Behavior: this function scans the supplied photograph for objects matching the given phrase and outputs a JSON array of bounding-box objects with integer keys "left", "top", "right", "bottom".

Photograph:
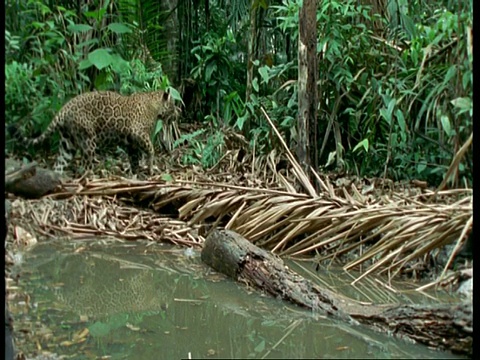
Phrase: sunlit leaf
[
  {"left": 236, "top": 114, "right": 248, "bottom": 131},
  {"left": 78, "top": 59, "right": 93, "bottom": 70},
  {"left": 417, "top": 162, "right": 427, "bottom": 174},
  {"left": 154, "top": 120, "right": 163, "bottom": 137},
  {"left": 254, "top": 340, "right": 265, "bottom": 353},
  {"left": 88, "top": 49, "right": 113, "bottom": 70},
  {"left": 395, "top": 109, "right": 406, "bottom": 133},
  {"left": 353, "top": 138, "right": 369, "bottom": 153},
  {"left": 258, "top": 66, "right": 270, "bottom": 84},
  {"left": 85, "top": 9, "right": 106, "bottom": 19},
  {"left": 326, "top": 151, "right": 336, "bottom": 167},
  {"left": 440, "top": 115, "right": 452, "bottom": 136},
  {"left": 168, "top": 87, "right": 183, "bottom": 103},
  {"left": 107, "top": 23, "right": 132, "bottom": 34},
  {"left": 252, "top": 78, "right": 259, "bottom": 92},
  {"left": 451, "top": 97, "right": 472, "bottom": 111},
  {"left": 161, "top": 173, "right": 174, "bottom": 182},
  {"left": 68, "top": 24, "right": 93, "bottom": 33}
]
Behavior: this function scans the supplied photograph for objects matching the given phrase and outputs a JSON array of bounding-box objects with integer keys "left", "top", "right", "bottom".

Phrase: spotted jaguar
[{"left": 30, "top": 90, "right": 176, "bottom": 175}]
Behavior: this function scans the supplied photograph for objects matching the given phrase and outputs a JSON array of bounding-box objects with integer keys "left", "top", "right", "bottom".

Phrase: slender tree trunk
[
  {"left": 161, "top": 0, "right": 179, "bottom": 84},
  {"left": 358, "top": 0, "right": 386, "bottom": 33},
  {"left": 205, "top": 0, "right": 210, "bottom": 31},
  {"left": 297, "top": 0, "right": 318, "bottom": 175},
  {"left": 245, "top": 0, "right": 258, "bottom": 102}
]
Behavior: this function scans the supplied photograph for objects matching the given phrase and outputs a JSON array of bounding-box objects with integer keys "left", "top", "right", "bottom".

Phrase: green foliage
[
  {"left": 6, "top": 0, "right": 472, "bottom": 185},
  {"left": 5, "top": 0, "right": 181, "bottom": 157},
  {"left": 5, "top": 1, "right": 86, "bottom": 148},
  {"left": 246, "top": 0, "right": 472, "bottom": 185},
  {"left": 190, "top": 27, "right": 246, "bottom": 123},
  {"left": 174, "top": 129, "right": 225, "bottom": 169}
]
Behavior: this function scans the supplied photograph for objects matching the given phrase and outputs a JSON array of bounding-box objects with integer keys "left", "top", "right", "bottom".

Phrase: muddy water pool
[{"left": 8, "top": 238, "right": 465, "bottom": 359}]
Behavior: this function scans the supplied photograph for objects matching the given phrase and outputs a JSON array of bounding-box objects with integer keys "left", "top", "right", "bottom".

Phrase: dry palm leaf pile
[{"left": 8, "top": 121, "right": 472, "bottom": 287}]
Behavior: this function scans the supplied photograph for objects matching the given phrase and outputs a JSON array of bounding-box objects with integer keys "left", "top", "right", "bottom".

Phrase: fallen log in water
[{"left": 201, "top": 229, "right": 472, "bottom": 356}]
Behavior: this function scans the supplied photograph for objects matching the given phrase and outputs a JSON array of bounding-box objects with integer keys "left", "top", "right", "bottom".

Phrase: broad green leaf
[
  {"left": 254, "top": 340, "right": 265, "bottom": 353},
  {"left": 77, "top": 38, "right": 100, "bottom": 48},
  {"left": 451, "top": 97, "right": 472, "bottom": 111},
  {"left": 443, "top": 66, "right": 456, "bottom": 84},
  {"left": 417, "top": 162, "right": 427, "bottom": 174},
  {"left": 380, "top": 109, "right": 391, "bottom": 125},
  {"left": 326, "top": 151, "right": 336, "bottom": 167},
  {"left": 154, "top": 120, "right": 163, "bottom": 137},
  {"left": 109, "top": 53, "right": 130, "bottom": 73},
  {"left": 68, "top": 24, "right": 93, "bottom": 33},
  {"left": 236, "top": 114, "right": 248, "bottom": 131},
  {"left": 168, "top": 88, "right": 183, "bottom": 103},
  {"left": 353, "top": 138, "right": 369, "bottom": 153},
  {"left": 78, "top": 59, "right": 93, "bottom": 70},
  {"left": 205, "top": 64, "right": 216, "bottom": 82},
  {"left": 395, "top": 109, "right": 406, "bottom": 133},
  {"left": 440, "top": 115, "right": 452, "bottom": 136},
  {"left": 462, "top": 71, "right": 472, "bottom": 90},
  {"left": 387, "top": 98, "right": 396, "bottom": 117},
  {"left": 107, "top": 23, "right": 132, "bottom": 34},
  {"left": 258, "top": 66, "right": 270, "bottom": 83},
  {"left": 161, "top": 173, "right": 173, "bottom": 182},
  {"left": 31, "top": 21, "right": 44, "bottom": 29},
  {"left": 252, "top": 78, "right": 259, "bottom": 92},
  {"left": 88, "top": 49, "right": 113, "bottom": 70},
  {"left": 401, "top": 14, "right": 416, "bottom": 38},
  {"left": 85, "top": 9, "right": 106, "bottom": 19}
]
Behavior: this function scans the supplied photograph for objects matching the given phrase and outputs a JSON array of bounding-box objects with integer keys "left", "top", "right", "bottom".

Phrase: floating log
[{"left": 201, "top": 229, "right": 472, "bottom": 356}]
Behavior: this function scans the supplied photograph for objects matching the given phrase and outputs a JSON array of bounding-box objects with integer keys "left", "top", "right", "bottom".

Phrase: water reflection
[{"left": 10, "top": 239, "right": 465, "bottom": 359}]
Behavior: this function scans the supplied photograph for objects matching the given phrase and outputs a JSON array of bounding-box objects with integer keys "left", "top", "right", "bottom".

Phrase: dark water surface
[{"left": 9, "top": 238, "right": 465, "bottom": 359}]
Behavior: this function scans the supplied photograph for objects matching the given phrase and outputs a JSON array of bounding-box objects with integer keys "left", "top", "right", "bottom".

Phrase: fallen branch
[
  {"left": 5, "top": 161, "right": 37, "bottom": 187},
  {"left": 5, "top": 159, "right": 62, "bottom": 199}
]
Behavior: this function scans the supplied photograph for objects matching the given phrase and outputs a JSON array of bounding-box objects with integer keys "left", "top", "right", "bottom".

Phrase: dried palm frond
[{"left": 9, "top": 171, "right": 471, "bottom": 282}]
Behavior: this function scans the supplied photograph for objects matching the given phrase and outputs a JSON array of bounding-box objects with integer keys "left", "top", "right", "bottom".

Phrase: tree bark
[
  {"left": 245, "top": 0, "right": 258, "bottom": 103},
  {"left": 297, "top": 0, "right": 318, "bottom": 177},
  {"left": 201, "top": 229, "right": 472, "bottom": 356}
]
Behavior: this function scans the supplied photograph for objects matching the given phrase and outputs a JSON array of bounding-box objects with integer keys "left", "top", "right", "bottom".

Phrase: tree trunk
[
  {"left": 358, "top": 0, "right": 386, "bottom": 33},
  {"left": 245, "top": 0, "right": 258, "bottom": 103},
  {"left": 297, "top": 0, "right": 318, "bottom": 176},
  {"left": 160, "top": 0, "right": 179, "bottom": 84},
  {"left": 201, "top": 229, "right": 472, "bottom": 356}
]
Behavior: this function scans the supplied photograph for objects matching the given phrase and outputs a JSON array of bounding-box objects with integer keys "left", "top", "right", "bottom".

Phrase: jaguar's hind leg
[
  {"left": 65, "top": 128, "right": 97, "bottom": 177},
  {"left": 125, "top": 132, "right": 154, "bottom": 176},
  {"left": 81, "top": 136, "right": 97, "bottom": 173},
  {"left": 53, "top": 131, "right": 75, "bottom": 174}
]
